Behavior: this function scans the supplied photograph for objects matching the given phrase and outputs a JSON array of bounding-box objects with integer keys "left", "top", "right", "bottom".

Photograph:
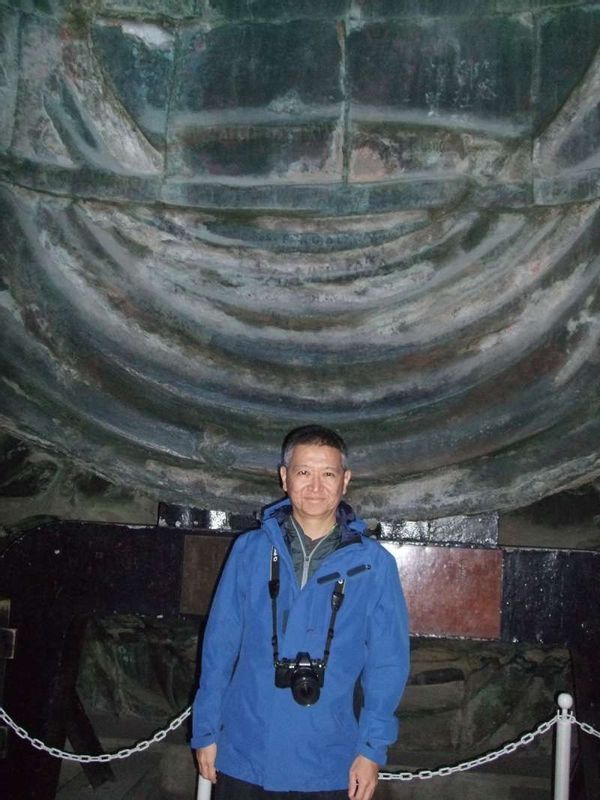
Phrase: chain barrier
[
  {"left": 1, "top": 703, "right": 599, "bottom": 781},
  {"left": 379, "top": 715, "right": 558, "bottom": 781},
  {"left": 0, "top": 703, "right": 191, "bottom": 764},
  {"left": 574, "top": 718, "right": 600, "bottom": 741}
]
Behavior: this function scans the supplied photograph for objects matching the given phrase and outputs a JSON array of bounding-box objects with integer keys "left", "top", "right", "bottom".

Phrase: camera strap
[
  {"left": 269, "top": 547, "right": 345, "bottom": 668},
  {"left": 269, "top": 547, "right": 281, "bottom": 665},
  {"left": 323, "top": 578, "right": 345, "bottom": 667}
]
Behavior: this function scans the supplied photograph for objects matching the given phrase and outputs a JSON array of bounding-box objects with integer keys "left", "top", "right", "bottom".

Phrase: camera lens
[{"left": 291, "top": 668, "right": 321, "bottom": 706}]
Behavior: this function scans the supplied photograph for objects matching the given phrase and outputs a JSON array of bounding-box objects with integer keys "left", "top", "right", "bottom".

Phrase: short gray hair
[{"left": 281, "top": 425, "right": 348, "bottom": 469}]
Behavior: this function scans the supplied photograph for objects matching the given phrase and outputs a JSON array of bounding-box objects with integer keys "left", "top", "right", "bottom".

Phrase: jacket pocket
[
  {"left": 317, "top": 571, "right": 341, "bottom": 584},
  {"left": 346, "top": 564, "right": 371, "bottom": 578}
]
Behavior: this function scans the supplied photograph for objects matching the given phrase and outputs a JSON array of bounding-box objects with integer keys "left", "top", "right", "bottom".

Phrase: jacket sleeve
[
  {"left": 190, "top": 533, "right": 248, "bottom": 749},
  {"left": 356, "top": 549, "right": 410, "bottom": 766}
]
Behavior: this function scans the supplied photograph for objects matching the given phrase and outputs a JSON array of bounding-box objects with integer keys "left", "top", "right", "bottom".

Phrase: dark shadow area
[{"left": 55, "top": 621, "right": 572, "bottom": 800}]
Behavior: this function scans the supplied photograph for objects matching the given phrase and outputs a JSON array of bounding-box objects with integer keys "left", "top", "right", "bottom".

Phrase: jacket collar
[{"left": 261, "top": 497, "right": 366, "bottom": 543}]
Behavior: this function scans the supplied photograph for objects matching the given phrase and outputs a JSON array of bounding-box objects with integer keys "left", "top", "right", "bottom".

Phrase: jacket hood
[{"left": 261, "top": 497, "right": 367, "bottom": 541}]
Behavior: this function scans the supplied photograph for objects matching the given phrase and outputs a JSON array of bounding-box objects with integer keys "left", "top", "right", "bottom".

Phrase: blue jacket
[{"left": 191, "top": 498, "right": 410, "bottom": 792}]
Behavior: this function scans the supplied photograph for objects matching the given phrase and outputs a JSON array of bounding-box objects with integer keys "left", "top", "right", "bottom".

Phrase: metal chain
[
  {"left": 0, "top": 703, "right": 191, "bottom": 763},
  {"left": 378, "top": 714, "right": 559, "bottom": 782},
  {"left": 2, "top": 703, "right": 600, "bottom": 776},
  {"left": 574, "top": 718, "right": 600, "bottom": 740}
]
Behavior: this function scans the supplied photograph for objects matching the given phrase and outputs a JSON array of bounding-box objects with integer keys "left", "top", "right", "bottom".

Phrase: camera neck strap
[
  {"left": 269, "top": 546, "right": 345, "bottom": 667},
  {"left": 323, "top": 577, "right": 345, "bottom": 667},
  {"left": 269, "top": 546, "right": 281, "bottom": 664}
]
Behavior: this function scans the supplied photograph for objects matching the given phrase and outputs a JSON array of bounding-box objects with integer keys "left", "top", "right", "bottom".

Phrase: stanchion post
[
  {"left": 196, "top": 775, "right": 213, "bottom": 800},
  {"left": 554, "top": 693, "right": 573, "bottom": 800}
]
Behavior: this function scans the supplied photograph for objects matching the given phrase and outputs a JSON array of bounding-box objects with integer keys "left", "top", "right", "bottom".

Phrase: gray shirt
[{"left": 284, "top": 514, "right": 341, "bottom": 589}]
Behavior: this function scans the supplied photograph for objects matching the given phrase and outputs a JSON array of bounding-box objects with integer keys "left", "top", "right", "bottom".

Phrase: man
[{"left": 192, "top": 425, "right": 410, "bottom": 800}]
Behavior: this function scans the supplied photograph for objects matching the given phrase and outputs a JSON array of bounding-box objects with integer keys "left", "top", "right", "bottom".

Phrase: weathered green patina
[{"left": 0, "top": 0, "right": 598, "bottom": 519}]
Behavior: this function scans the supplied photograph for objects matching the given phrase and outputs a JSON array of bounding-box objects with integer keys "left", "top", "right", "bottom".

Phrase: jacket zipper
[{"left": 291, "top": 518, "right": 336, "bottom": 589}]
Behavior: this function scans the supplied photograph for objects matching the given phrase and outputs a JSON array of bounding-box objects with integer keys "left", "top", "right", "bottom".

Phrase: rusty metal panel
[
  {"left": 180, "top": 535, "right": 234, "bottom": 616},
  {"left": 385, "top": 543, "right": 503, "bottom": 639},
  {"left": 178, "top": 535, "right": 505, "bottom": 634}
]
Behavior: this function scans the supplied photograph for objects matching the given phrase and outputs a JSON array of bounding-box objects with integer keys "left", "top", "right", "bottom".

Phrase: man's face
[{"left": 279, "top": 443, "right": 351, "bottom": 526}]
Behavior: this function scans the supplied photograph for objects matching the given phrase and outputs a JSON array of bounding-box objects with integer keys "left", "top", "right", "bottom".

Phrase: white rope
[{"left": 1, "top": 703, "right": 599, "bottom": 781}]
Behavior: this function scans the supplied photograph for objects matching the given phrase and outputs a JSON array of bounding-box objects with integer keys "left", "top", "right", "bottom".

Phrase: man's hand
[
  {"left": 348, "top": 754, "right": 379, "bottom": 800},
  {"left": 195, "top": 743, "right": 217, "bottom": 784}
]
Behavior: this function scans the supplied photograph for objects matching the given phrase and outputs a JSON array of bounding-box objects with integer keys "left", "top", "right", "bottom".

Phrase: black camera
[
  {"left": 269, "top": 549, "right": 345, "bottom": 707},
  {"left": 274, "top": 651, "right": 325, "bottom": 706}
]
